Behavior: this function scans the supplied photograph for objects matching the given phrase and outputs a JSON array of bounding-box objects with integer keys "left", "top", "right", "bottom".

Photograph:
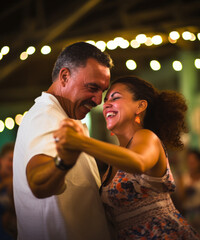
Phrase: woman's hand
[{"left": 53, "top": 119, "right": 85, "bottom": 159}]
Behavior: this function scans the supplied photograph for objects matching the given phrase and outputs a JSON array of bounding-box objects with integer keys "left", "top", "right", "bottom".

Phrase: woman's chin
[
  {"left": 106, "top": 124, "right": 114, "bottom": 132},
  {"left": 106, "top": 122, "right": 111, "bottom": 129}
]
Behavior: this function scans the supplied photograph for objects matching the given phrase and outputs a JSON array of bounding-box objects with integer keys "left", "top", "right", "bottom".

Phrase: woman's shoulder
[{"left": 133, "top": 129, "right": 160, "bottom": 143}]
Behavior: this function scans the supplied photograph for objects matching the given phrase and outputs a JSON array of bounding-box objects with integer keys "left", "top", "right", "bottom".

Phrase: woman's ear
[
  {"left": 59, "top": 68, "right": 70, "bottom": 87},
  {"left": 136, "top": 100, "right": 148, "bottom": 114}
]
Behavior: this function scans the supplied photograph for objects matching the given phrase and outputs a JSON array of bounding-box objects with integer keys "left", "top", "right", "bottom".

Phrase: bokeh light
[
  {"left": 172, "top": 61, "right": 182, "bottom": 71},
  {"left": 0, "top": 120, "right": 5, "bottom": 132},
  {"left": 150, "top": 60, "right": 161, "bottom": 71},
  {"left": 41, "top": 45, "right": 51, "bottom": 55},
  {"left": 126, "top": 60, "right": 137, "bottom": 70},
  {"left": 194, "top": 59, "right": 200, "bottom": 69},
  {"left": 5, "top": 117, "right": 15, "bottom": 130}
]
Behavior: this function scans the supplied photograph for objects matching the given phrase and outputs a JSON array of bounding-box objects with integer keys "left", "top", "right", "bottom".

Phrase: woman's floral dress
[{"left": 101, "top": 161, "right": 200, "bottom": 240}]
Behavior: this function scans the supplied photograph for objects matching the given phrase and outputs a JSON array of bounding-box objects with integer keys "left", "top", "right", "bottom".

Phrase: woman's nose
[{"left": 103, "top": 101, "right": 111, "bottom": 110}]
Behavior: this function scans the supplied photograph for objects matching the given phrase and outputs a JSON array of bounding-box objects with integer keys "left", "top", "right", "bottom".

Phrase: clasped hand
[{"left": 53, "top": 119, "right": 85, "bottom": 154}]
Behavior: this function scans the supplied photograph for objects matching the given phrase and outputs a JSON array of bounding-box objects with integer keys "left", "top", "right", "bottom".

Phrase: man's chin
[
  {"left": 75, "top": 111, "right": 88, "bottom": 120},
  {"left": 77, "top": 106, "right": 91, "bottom": 119}
]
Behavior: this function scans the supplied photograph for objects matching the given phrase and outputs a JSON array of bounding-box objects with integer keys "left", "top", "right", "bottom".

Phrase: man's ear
[
  {"left": 136, "top": 100, "right": 148, "bottom": 114},
  {"left": 59, "top": 68, "right": 70, "bottom": 87}
]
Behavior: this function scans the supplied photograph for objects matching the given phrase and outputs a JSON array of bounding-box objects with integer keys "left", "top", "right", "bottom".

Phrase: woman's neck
[{"left": 116, "top": 126, "right": 143, "bottom": 147}]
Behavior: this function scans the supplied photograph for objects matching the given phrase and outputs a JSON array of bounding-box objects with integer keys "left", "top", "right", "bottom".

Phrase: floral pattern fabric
[{"left": 101, "top": 164, "right": 200, "bottom": 240}]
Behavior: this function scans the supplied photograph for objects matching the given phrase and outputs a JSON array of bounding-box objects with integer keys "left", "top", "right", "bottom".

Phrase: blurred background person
[
  {"left": 0, "top": 142, "right": 17, "bottom": 240},
  {"left": 176, "top": 148, "right": 200, "bottom": 234}
]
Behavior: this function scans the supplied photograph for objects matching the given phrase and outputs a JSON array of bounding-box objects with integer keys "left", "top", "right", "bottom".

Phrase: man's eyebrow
[{"left": 86, "top": 83, "right": 100, "bottom": 88}]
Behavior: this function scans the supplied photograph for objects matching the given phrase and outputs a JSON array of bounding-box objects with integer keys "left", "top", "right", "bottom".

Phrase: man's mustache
[{"left": 82, "top": 100, "right": 97, "bottom": 108}]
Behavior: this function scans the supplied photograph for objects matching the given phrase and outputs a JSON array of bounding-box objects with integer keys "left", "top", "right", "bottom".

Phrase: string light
[
  {"left": 1, "top": 46, "right": 10, "bottom": 55},
  {"left": 169, "top": 31, "right": 180, "bottom": 40},
  {"left": 106, "top": 40, "right": 117, "bottom": 50},
  {"left": 41, "top": 45, "right": 51, "bottom": 55},
  {"left": 136, "top": 34, "right": 147, "bottom": 44},
  {"left": 119, "top": 39, "right": 129, "bottom": 49},
  {"left": 194, "top": 59, "right": 200, "bottom": 69},
  {"left": 126, "top": 60, "right": 137, "bottom": 70},
  {"left": 0, "top": 120, "right": 4, "bottom": 132},
  {"left": 130, "top": 40, "right": 140, "bottom": 48},
  {"left": 15, "top": 114, "right": 23, "bottom": 126},
  {"left": 5, "top": 117, "right": 15, "bottom": 130},
  {"left": 152, "top": 35, "right": 163, "bottom": 45},
  {"left": 190, "top": 33, "right": 196, "bottom": 41},
  {"left": 26, "top": 46, "right": 36, "bottom": 55},
  {"left": 114, "top": 37, "right": 125, "bottom": 47},
  {"left": 20, "top": 52, "right": 28, "bottom": 60},
  {"left": 172, "top": 61, "right": 182, "bottom": 71},
  {"left": 95, "top": 41, "right": 106, "bottom": 51},
  {"left": 182, "top": 31, "right": 192, "bottom": 40},
  {"left": 86, "top": 40, "right": 95, "bottom": 45},
  {"left": 150, "top": 60, "right": 161, "bottom": 71},
  {"left": 145, "top": 37, "right": 153, "bottom": 46}
]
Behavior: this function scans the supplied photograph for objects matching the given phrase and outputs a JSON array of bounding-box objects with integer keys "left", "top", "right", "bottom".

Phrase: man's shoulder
[{"left": 29, "top": 92, "right": 66, "bottom": 119}]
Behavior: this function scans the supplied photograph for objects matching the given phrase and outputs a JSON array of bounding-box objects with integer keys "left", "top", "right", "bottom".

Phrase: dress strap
[
  {"left": 160, "top": 140, "right": 168, "bottom": 158},
  {"left": 99, "top": 166, "right": 112, "bottom": 194}
]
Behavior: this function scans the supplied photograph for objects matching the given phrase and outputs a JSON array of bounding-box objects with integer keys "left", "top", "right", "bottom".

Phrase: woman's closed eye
[{"left": 112, "top": 97, "right": 120, "bottom": 101}]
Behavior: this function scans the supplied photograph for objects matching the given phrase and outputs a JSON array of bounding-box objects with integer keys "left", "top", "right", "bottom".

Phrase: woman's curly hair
[{"left": 111, "top": 76, "right": 188, "bottom": 150}]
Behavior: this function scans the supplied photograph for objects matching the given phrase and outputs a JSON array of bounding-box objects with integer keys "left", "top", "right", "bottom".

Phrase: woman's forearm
[{"left": 78, "top": 135, "right": 145, "bottom": 173}]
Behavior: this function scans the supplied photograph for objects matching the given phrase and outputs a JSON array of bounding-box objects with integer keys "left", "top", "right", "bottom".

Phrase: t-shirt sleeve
[{"left": 26, "top": 106, "right": 65, "bottom": 161}]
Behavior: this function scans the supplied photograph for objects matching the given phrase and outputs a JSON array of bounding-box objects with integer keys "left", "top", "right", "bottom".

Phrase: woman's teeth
[{"left": 106, "top": 112, "right": 117, "bottom": 118}]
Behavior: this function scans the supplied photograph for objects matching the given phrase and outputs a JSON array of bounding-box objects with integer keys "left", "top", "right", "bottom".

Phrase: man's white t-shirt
[{"left": 13, "top": 92, "right": 111, "bottom": 240}]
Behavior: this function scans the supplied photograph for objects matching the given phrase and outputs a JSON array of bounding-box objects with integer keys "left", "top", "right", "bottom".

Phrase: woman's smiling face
[{"left": 103, "top": 83, "right": 140, "bottom": 132}]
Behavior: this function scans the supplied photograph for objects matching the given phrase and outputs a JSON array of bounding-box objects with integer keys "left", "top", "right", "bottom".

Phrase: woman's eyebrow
[
  {"left": 111, "top": 91, "right": 120, "bottom": 97},
  {"left": 104, "top": 91, "right": 121, "bottom": 102}
]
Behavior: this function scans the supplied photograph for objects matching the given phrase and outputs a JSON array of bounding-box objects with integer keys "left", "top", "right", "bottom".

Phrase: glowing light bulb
[
  {"left": 136, "top": 34, "right": 147, "bottom": 44},
  {"left": 126, "top": 60, "right": 137, "bottom": 70},
  {"left": 182, "top": 31, "right": 192, "bottom": 40},
  {"left": 150, "top": 60, "right": 161, "bottom": 71},
  {"left": 41, "top": 45, "right": 51, "bottom": 55},
  {"left": 27, "top": 46, "right": 36, "bottom": 55},
  {"left": 152, "top": 35, "right": 163, "bottom": 45},
  {"left": 172, "top": 61, "right": 182, "bottom": 71},
  {"left": 106, "top": 40, "right": 117, "bottom": 50},
  {"left": 20, "top": 52, "right": 28, "bottom": 60},
  {"left": 169, "top": 31, "right": 180, "bottom": 40},
  {"left": 130, "top": 40, "right": 140, "bottom": 48},
  {"left": 0, "top": 120, "right": 5, "bottom": 132},
  {"left": 15, "top": 114, "right": 23, "bottom": 125},
  {"left": 1, "top": 46, "right": 10, "bottom": 55},
  {"left": 95, "top": 41, "right": 106, "bottom": 51},
  {"left": 194, "top": 59, "right": 200, "bottom": 69},
  {"left": 5, "top": 117, "right": 15, "bottom": 130},
  {"left": 86, "top": 40, "right": 96, "bottom": 46}
]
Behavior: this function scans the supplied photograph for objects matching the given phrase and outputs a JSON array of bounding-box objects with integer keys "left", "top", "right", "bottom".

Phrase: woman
[{"left": 54, "top": 76, "right": 200, "bottom": 239}]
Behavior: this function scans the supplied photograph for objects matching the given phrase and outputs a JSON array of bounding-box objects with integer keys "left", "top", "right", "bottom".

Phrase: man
[{"left": 13, "top": 42, "right": 113, "bottom": 240}]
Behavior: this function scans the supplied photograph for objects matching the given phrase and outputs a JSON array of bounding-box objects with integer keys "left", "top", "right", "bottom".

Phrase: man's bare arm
[{"left": 26, "top": 150, "right": 80, "bottom": 198}]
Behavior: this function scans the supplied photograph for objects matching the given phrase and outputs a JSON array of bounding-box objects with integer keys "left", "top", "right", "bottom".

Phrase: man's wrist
[{"left": 54, "top": 156, "right": 74, "bottom": 171}]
